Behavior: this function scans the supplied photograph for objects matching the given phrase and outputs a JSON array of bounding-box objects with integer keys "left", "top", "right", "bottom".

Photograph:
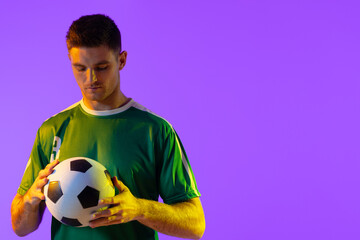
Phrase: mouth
[{"left": 87, "top": 85, "right": 101, "bottom": 90}]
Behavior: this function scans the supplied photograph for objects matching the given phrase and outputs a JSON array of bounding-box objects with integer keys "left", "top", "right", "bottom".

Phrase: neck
[{"left": 83, "top": 93, "right": 130, "bottom": 111}]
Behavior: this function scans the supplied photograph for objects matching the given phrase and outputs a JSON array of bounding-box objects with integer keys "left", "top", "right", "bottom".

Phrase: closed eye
[
  {"left": 74, "top": 65, "right": 86, "bottom": 72},
  {"left": 96, "top": 66, "right": 108, "bottom": 71}
]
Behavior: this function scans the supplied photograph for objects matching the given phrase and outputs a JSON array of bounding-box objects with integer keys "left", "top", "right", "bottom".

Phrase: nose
[{"left": 86, "top": 69, "right": 98, "bottom": 83}]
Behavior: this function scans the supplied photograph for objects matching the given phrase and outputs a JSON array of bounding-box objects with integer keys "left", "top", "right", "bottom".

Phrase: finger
[
  {"left": 98, "top": 196, "right": 116, "bottom": 205},
  {"left": 48, "top": 159, "right": 60, "bottom": 169},
  {"left": 38, "top": 168, "right": 52, "bottom": 179},
  {"left": 29, "top": 179, "right": 47, "bottom": 199},
  {"left": 29, "top": 191, "right": 45, "bottom": 203},
  {"left": 89, "top": 215, "right": 125, "bottom": 228},
  {"left": 91, "top": 209, "right": 112, "bottom": 219},
  {"left": 35, "top": 192, "right": 45, "bottom": 201},
  {"left": 31, "top": 176, "right": 46, "bottom": 191},
  {"left": 44, "top": 159, "right": 59, "bottom": 174},
  {"left": 36, "top": 178, "right": 49, "bottom": 189},
  {"left": 89, "top": 217, "right": 110, "bottom": 228},
  {"left": 38, "top": 160, "right": 59, "bottom": 179},
  {"left": 37, "top": 169, "right": 47, "bottom": 179},
  {"left": 112, "top": 176, "right": 127, "bottom": 192},
  {"left": 92, "top": 205, "right": 122, "bottom": 219}
]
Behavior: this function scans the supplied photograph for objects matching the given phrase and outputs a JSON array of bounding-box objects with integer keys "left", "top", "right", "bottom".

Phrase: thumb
[{"left": 112, "top": 176, "right": 127, "bottom": 192}]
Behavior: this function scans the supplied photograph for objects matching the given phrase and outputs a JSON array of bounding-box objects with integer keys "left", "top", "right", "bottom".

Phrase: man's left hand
[{"left": 89, "top": 176, "right": 142, "bottom": 228}]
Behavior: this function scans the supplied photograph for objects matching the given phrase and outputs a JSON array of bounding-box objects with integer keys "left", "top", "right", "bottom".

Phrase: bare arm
[
  {"left": 90, "top": 177, "right": 206, "bottom": 239},
  {"left": 11, "top": 160, "right": 59, "bottom": 236},
  {"left": 137, "top": 197, "right": 205, "bottom": 239}
]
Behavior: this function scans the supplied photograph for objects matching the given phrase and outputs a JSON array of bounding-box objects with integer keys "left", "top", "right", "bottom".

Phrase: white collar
[{"left": 80, "top": 98, "right": 134, "bottom": 116}]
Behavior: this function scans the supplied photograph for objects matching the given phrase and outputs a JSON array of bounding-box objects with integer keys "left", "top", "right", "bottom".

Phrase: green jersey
[{"left": 18, "top": 99, "right": 201, "bottom": 240}]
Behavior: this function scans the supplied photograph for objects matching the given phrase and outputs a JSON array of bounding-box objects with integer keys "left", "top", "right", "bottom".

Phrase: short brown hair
[{"left": 66, "top": 14, "right": 121, "bottom": 53}]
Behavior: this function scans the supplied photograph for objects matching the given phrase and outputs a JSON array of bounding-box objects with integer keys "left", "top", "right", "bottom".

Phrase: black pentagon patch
[
  {"left": 70, "top": 159, "right": 92, "bottom": 173},
  {"left": 104, "top": 170, "right": 115, "bottom": 190},
  {"left": 77, "top": 186, "right": 99, "bottom": 209},
  {"left": 61, "top": 216, "right": 82, "bottom": 227},
  {"left": 47, "top": 181, "right": 63, "bottom": 204}
]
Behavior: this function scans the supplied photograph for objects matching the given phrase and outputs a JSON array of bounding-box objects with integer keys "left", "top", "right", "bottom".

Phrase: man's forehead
[{"left": 69, "top": 46, "right": 117, "bottom": 64}]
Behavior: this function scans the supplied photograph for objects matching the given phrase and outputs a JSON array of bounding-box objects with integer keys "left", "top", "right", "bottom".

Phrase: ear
[
  {"left": 118, "top": 51, "right": 127, "bottom": 70},
  {"left": 68, "top": 48, "right": 73, "bottom": 61}
]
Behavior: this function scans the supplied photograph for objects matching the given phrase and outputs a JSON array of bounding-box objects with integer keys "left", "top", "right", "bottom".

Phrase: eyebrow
[{"left": 72, "top": 60, "right": 110, "bottom": 67}]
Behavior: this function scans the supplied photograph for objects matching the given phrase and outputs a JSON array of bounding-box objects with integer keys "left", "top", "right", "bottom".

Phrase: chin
[{"left": 84, "top": 95, "right": 105, "bottom": 103}]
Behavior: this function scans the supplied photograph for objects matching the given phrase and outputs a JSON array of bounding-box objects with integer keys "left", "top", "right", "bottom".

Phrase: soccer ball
[{"left": 43, "top": 157, "right": 115, "bottom": 227}]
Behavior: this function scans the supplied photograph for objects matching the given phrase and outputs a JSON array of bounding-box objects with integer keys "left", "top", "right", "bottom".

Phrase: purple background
[{"left": 1, "top": 1, "right": 360, "bottom": 239}]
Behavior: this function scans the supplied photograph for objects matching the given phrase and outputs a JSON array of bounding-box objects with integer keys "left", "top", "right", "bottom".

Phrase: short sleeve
[
  {"left": 17, "top": 129, "right": 48, "bottom": 196},
  {"left": 157, "top": 124, "right": 201, "bottom": 204}
]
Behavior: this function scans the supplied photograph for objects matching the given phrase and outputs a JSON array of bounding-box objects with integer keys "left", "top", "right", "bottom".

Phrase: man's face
[{"left": 68, "top": 45, "right": 127, "bottom": 108}]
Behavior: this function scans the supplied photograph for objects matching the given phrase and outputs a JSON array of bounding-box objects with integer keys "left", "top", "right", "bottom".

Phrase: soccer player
[{"left": 11, "top": 14, "right": 205, "bottom": 240}]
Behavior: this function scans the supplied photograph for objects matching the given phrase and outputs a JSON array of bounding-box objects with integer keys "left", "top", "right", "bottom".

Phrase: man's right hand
[
  {"left": 23, "top": 159, "right": 59, "bottom": 207},
  {"left": 11, "top": 159, "right": 59, "bottom": 236}
]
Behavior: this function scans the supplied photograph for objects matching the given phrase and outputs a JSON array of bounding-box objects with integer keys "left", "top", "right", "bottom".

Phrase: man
[{"left": 11, "top": 14, "right": 205, "bottom": 240}]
